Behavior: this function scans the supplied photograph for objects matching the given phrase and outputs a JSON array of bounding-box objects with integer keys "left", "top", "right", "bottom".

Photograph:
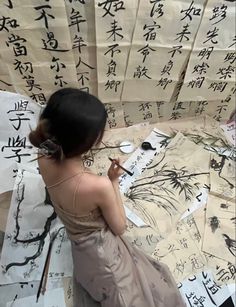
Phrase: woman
[
  {"left": 227, "top": 108, "right": 236, "bottom": 123},
  {"left": 29, "top": 88, "right": 185, "bottom": 307}
]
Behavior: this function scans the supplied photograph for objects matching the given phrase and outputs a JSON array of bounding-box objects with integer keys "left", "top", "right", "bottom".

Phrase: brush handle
[{"left": 108, "top": 157, "right": 133, "bottom": 176}]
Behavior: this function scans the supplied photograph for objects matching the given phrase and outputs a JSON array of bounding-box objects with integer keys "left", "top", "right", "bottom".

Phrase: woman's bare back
[{"left": 38, "top": 156, "right": 100, "bottom": 216}]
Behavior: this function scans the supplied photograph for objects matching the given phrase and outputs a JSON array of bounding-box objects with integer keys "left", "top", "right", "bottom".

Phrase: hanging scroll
[
  {"left": 178, "top": 0, "right": 236, "bottom": 101},
  {"left": 65, "top": 0, "right": 98, "bottom": 95},
  {"left": 0, "top": 91, "right": 40, "bottom": 193},
  {"left": 0, "top": 55, "right": 15, "bottom": 93},
  {"left": 0, "top": 0, "right": 78, "bottom": 103},
  {"left": 95, "top": 0, "right": 139, "bottom": 102}
]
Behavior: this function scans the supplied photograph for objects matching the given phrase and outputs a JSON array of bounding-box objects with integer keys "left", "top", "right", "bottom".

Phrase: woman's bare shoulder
[{"left": 81, "top": 172, "right": 111, "bottom": 192}]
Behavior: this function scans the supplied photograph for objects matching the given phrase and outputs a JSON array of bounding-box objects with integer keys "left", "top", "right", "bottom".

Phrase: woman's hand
[{"left": 107, "top": 158, "right": 124, "bottom": 182}]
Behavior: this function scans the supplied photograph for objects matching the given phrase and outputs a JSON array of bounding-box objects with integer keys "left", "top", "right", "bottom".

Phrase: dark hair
[{"left": 29, "top": 88, "right": 107, "bottom": 160}]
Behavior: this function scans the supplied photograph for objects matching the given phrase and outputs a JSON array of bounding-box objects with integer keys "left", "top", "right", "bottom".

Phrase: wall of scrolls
[{"left": 0, "top": 0, "right": 235, "bottom": 129}]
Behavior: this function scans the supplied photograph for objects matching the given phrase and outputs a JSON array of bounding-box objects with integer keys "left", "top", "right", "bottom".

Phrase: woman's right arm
[
  {"left": 96, "top": 159, "right": 127, "bottom": 235},
  {"left": 107, "top": 158, "right": 126, "bottom": 223}
]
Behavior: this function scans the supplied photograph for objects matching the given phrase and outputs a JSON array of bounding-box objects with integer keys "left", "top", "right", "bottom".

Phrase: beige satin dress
[{"left": 47, "top": 175, "right": 186, "bottom": 307}]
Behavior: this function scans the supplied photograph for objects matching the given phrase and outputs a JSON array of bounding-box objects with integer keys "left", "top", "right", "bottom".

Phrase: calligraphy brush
[
  {"left": 36, "top": 227, "right": 64, "bottom": 302},
  {"left": 10, "top": 294, "right": 18, "bottom": 306},
  {"left": 108, "top": 157, "right": 133, "bottom": 176}
]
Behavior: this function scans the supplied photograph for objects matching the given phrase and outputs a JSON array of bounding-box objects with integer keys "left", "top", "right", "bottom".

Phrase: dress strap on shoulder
[
  {"left": 72, "top": 174, "right": 83, "bottom": 209},
  {"left": 47, "top": 172, "right": 83, "bottom": 189}
]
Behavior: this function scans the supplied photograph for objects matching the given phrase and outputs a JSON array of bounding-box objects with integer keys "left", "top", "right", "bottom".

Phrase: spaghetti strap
[
  {"left": 72, "top": 173, "right": 84, "bottom": 208},
  {"left": 47, "top": 172, "right": 83, "bottom": 189},
  {"left": 46, "top": 170, "right": 92, "bottom": 189}
]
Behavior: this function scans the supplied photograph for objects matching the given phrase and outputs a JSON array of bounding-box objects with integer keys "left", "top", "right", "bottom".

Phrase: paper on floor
[{"left": 6, "top": 287, "right": 66, "bottom": 307}]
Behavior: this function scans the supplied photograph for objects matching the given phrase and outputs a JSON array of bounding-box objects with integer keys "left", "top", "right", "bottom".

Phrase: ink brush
[
  {"left": 108, "top": 157, "right": 133, "bottom": 176},
  {"left": 36, "top": 227, "right": 64, "bottom": 303}
]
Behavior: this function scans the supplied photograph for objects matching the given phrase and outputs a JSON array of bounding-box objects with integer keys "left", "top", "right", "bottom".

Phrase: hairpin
[
  {"left": 39, "top": 139, "right": 60, "bottom": 157},
  {"left": 29, "top": 139, "right": 61, "bottom": 162}
]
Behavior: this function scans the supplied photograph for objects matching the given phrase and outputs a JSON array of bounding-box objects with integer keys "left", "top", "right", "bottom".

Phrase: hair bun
[{"left": 29, "top": 119, "right": 50, "bottom": 148}]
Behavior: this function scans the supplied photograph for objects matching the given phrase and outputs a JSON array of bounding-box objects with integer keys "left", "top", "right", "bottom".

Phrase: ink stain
[
  {"left": 220, "top": 203, "right": 229, "bottom": 209},
  {"left": 222, "top": 234, "right": 236, "bottom": 257},
  {"left": 209, "top": 216, "right": 220, "bottom": 233},
  {"left": 230, "top": 217, "right": 236, "bottom": 225}
]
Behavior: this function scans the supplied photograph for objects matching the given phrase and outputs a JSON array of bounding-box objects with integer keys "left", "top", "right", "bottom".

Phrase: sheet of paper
[
  {"left": 122, "top": 0, "right": 207, "bottom": 102},
  {"left": 41, "top": 276, "right": 74, "bottom": 307},
  {"left": 152, "top": 216, "right": 207, "bottom": 282},
  {"left": 123, "top": 95, "right": 235, "bottom": 125},
  {"left": 6, "top": 287, "right": 66, "bottom": 307},
  {"left": 62, "top": 277, "right": 73, "bottom": 307},
  {"left": 123, "top": 101, "right": 159, "bottom": 126},
  {"left": 212, "top": 257, "right": 236, "bottom": 286},
  {"left": 0, "top": 280, "right": 39, "bottom": 307},
  {"left": 124, "top": 205, "right": 147, "bottom": 227},
  {"left": 202, "top": 194, "right": 235, "bottom": 264},
  {"left": 105, "top": 102, "right": 125, "bottom": 129},
  {"left": 220, "top": 120, "right": 236, "bottom": 147},
  {"left": 0, "top": 91, "right": 40, "bottom": 194},
  {"left": 124, "top": 220, "right": 163, "bottom": 256},
  {"left": 0, "top": 169, "right": 72, "bottom": 285},
  {"left": 178, "top": 271, "right": 231, "bottom": 307},
  {"left": 123, "top": 101, "right": 196, "bottom": 126},
  {"left": 157, "top": 114, "right": 236, "bottom": 160},
  {"left": 228, "top": 283, "right": 236, "bottom": 306},
  {"left": 178, "top": 0, "right": 236, "bottom": 101},
  {"left": 192, "top": 204, "right": 236, "bottom": 286},
  {"left": 181, "top": 186, "right": 209, "bottom": 220},
  {"left": 0, "top": 164, "right": 17, "bottom": 195},
  {"left": 188, "top": 86, "right": 236, "bottom": 122},
  {"left": 47, "top": 226, "right": 73, "bottom": 281},
  {"left": 0, "top": 56, "right": 15, "bottom": 93},
  {"left": 209, "top": 153, "right": 235, "bottom": 200}
]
